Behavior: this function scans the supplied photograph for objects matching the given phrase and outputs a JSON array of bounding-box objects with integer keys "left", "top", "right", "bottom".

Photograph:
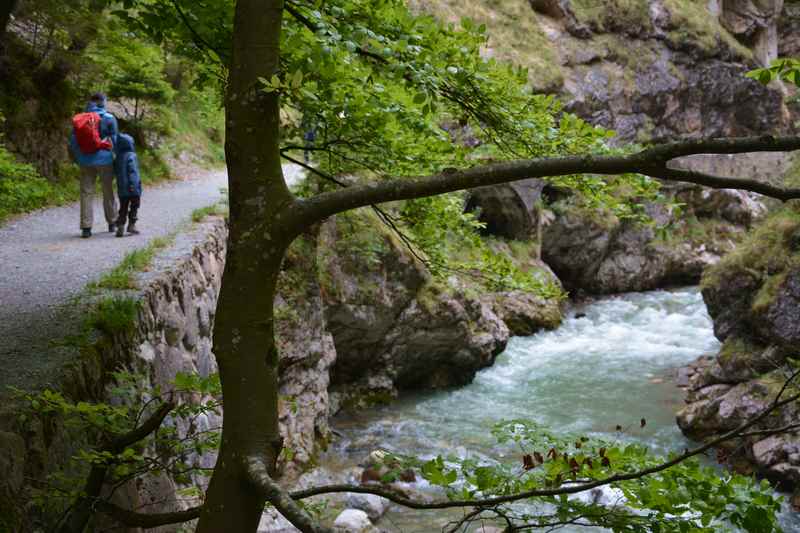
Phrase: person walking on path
[
  {"left": 113, "top": 133, "right": 142, "bottom": 237},
  {"left": 69, "top": 92, "right": 119, "bottom": 238}
]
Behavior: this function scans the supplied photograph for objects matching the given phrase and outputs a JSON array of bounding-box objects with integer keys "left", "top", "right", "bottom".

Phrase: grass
[
  {"left": 0, "top": 145, "right": 80, "bottom": 224},
  {"left": 191, "top": 202, "right": 228, "bottom": 222},
  {"left": 701, "top": 207, "right": 800, "bottom": 301},
  {"left": 662, "top": 0, "right": 752, "bottom": 58},
  {"left": 87, "top": 296, "right": 140, "bottom": 336},
  {"left": 89, "top": 236, "right": 173, "bottom": 290},
  {"left": 410, "top": 0, "right": 563, "bottom": 91},
  {"left": 569, "top": 0, "right": 651, "bottom": 31}
]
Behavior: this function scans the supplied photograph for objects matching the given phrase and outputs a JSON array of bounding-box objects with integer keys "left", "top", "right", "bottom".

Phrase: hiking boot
[
  {"left": 116, "top": 224, "right": 125, "bottom": 238},
  {"left": 127, "top": 223, "right": 140, "bottom": 235},
  {"left": 108, "top": 223, "right": 116, "bottom": 233},
  {"left": 81, "top": 228, "right": 92, "bottom": 239}
]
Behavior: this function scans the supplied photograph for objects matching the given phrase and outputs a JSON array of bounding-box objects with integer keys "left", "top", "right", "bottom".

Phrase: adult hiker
[{"left": 69, "top": 92, "right": 119, "bottom": 238}]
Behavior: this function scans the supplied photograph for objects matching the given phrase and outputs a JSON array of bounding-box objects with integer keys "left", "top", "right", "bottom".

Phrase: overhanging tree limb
[
  {"left": 58, "top": 401, "right": 175, "bottom": 533},
  {"left": 244, "top": 456, "right": 334, "bottom": 533},
  {"left": 96, "top": 372, "right": 800, "bottom": 527},
  {"left": 290, "top": 382, "right": 800, "bottom": 509},
  {"left": 298, "top": 135, "right": 800, "bottom": 223}
]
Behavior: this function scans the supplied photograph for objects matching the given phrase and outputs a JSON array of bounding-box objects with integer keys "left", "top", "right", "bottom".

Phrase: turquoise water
[{"left": 325, "top": 288, "right": 798, "bottom": 532}]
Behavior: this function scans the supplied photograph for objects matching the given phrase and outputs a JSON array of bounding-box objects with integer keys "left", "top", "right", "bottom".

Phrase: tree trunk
[{"left": 197, "top": 0, "right": 297, "bottom": 531}]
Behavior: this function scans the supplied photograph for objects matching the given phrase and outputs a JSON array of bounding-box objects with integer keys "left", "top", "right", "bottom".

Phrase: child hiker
[{"left": 113, "top": 133, "right": 142, "bottom": 237}]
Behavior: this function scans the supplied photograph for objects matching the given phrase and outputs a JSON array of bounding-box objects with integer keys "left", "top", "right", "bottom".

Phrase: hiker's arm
[
  {"left": 106, "top": 114, "right": 119, "bottom": 147},
  {"left": 128, "top": 155, "right": 141, "bottom": 192},
  {"left": 67, "top": 132, "right": 78, "bottom": 163}
]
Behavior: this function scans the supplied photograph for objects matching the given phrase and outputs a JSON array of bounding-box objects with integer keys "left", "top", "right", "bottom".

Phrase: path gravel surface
[{"left": 0, "top": 169, "right": 228, "bottom": 393}]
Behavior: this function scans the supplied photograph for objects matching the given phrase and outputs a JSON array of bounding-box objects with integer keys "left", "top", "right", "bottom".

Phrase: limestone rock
[
  {"left": 485, "top": 290, "right": 563, "bottom": 336},
  {"left": 333, "top": 509, "right": 377, "bottom": 533},
  {"left": 345, "top": 492, "right": 390, "bottom": 521},
  {"left": 320, "top": 215, "right": 511, "bottom": 405},
  {"left": 465, "top": 179, "right": 545, "bottom": 240}
]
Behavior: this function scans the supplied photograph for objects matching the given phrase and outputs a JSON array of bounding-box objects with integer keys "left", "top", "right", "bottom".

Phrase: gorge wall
[
  {"left": 677, "top": 206, "right": 800, "bottom": 496},
  {"left": 457, "top": 0, "right": 799, "bottom": 295}
]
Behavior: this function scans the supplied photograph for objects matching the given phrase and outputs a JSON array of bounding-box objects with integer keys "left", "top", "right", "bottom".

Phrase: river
[{"left": 322, "top": 288, "right": 799, "bottom": 532}]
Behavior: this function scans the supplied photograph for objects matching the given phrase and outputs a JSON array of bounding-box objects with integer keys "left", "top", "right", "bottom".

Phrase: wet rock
[
  {"left": 541, "top": 194, "right": 737, "bottom": 294},
  {"left": 333, "top": 509, "right": 377, "bottom": 533},
  {"left": 320, "top": 215, "right": 511, "bottom": 403},
  {"left": 259, "top": 509, "right": 300, "bottom": 533},
  {"left": 759, "top": 268, "right": 800, "bottom": 346},
  {"left": 465, "top": 179, "right": 545, "bottom": 240},
  {"left": 702, "top": 270, "right": 760, "bottom": 342},
  {"left": 485, "top": 290, "right": 563, "bottom": 336},
  {"left": 791, "top": 490, "right": 800, "bottom": 511},
  {"left": 345, "top": 493, "right": 390, "bottom": 521}
]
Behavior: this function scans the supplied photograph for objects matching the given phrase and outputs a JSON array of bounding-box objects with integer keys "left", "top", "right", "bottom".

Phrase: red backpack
[{"left": 72, "top": 112, "right": 112, "bottom": 154}]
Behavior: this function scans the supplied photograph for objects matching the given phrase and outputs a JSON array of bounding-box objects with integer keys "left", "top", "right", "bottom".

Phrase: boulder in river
[{"left": 333, "top": 509, "right": 377, "bottom": 533}]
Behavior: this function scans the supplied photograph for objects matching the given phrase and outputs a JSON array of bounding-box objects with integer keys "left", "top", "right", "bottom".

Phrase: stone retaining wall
[{"left": 0, "top": 218, "right": 227, "bottom": 532}]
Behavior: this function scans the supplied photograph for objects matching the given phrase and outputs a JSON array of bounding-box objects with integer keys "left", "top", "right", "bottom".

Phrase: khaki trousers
[{"left": 79, "top": 165, "right": 117, "bottom": 229}]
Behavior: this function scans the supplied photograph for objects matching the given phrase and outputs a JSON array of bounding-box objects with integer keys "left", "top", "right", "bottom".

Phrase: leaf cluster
[
  {"left": 371, "top": 419, "right": 783, "bottom": 532},
  {"left": 15, "top": 370, "right": 222, "bottom": 516}
]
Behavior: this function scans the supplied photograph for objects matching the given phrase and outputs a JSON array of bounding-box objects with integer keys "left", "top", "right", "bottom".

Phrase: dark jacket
[
  {"left": 114, "top": 134, "right": 142, "bottom": 198},
  {"left": 69, "top": 102, "right": 118, "bottom": 167}
]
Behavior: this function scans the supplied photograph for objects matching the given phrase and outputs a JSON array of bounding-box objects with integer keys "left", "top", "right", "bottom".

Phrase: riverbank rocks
[
  {"left": 540, "top": 186, "right": 756, "bottom": 294},
  {"left": 464, "top": 178, "right": 545, "bottom": 240},
  {"left": 345, "top": 493, "right": 390, "bottom": 521},
  {"left": 677, "top": 207, "right": 800, "bottom": 491},
  {"left": 319, "top": 210, "right": 564, "bottom": 410},
  {"left": 333, "top": 509, "right": 379, "bottom": 533}
]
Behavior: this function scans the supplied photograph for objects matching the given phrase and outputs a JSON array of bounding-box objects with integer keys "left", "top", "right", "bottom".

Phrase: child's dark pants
[{"left": 117, "top": 196, "right": 140, "bottom": 226}]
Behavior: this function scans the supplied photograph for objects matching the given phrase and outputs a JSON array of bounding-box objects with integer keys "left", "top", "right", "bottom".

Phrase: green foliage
[
  {"left": 87, "top": 297, "right": 139, "bottom": 335},
  {"left": 15, "top": 370, "right": 222, "bottom": 515},
  {"left": 373, "top": 419, "right": 783, "bottom": 532},
  {"left": 748, "top": 58, "right": 800, "bottom": 89},
  {"left": 87, "top": 21, "right": 175, "bottom": 121},
  {"left": 702, "top": 207, "right": 800, "bottom": 294},
  {"left": 0, "top": 143, "right": 79, "bottom": 223},
  {"left": 114, "top": 0, "right": 664, "bottom": 298},
  {"left": 90, "top": 237, "right": 173, "bottom": 290}
]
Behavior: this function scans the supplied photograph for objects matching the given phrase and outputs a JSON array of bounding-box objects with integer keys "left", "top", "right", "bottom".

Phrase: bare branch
[
  {"left": 244, "top": 456, "right": 334, "bottom": 533},
  {"left": 94, "top": 501, "right": 202, "bottom": 529},
  {"left": 108, "top": 401, "right": 175, "bottom": 452},
  {"left": 59, "top": 402, "right": 176, "bottom": 533},
  {"left": 649, "top": 166, "right": 800, "bottom": 201},
  {"left": 298, "top": 135, "right": 800, "bottom": 223}
]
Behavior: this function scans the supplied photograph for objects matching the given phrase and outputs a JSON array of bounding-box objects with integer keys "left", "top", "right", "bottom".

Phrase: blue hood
[
  {"left": 86, "top": 102, "right": 105, "bottom": 113},
  {"left": 116, "top": 133, "right": 135, "bottom": 154}
]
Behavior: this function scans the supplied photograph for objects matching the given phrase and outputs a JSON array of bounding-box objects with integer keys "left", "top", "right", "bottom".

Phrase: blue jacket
[
  {"left": 114, "top": 134, "right": 142, "bottom": 198},
  {"left": 69, "top": 102, "right": 118, "bottom": 167}
]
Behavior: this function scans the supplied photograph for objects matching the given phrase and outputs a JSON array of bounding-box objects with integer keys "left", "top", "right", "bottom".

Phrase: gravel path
[{"left": 0, "top": 169, "right": 228, "bottom": 393}]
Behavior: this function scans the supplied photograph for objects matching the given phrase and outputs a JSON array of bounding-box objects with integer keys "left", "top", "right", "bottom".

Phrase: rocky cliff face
[
  {"left": 451, "top": 0, "right": 799, "bottom": 296},
  {"left": 541, "top": 182, "right": 766, "bottom": 294},
  {"left": 528, "top": 0, "right": 794, "bottom": 142},
  {"left": 677, "top": 207, "right": 800, "bottom": 492},
  {"left": 319, "top": 210, "right": 564, "bottom": 411}
]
